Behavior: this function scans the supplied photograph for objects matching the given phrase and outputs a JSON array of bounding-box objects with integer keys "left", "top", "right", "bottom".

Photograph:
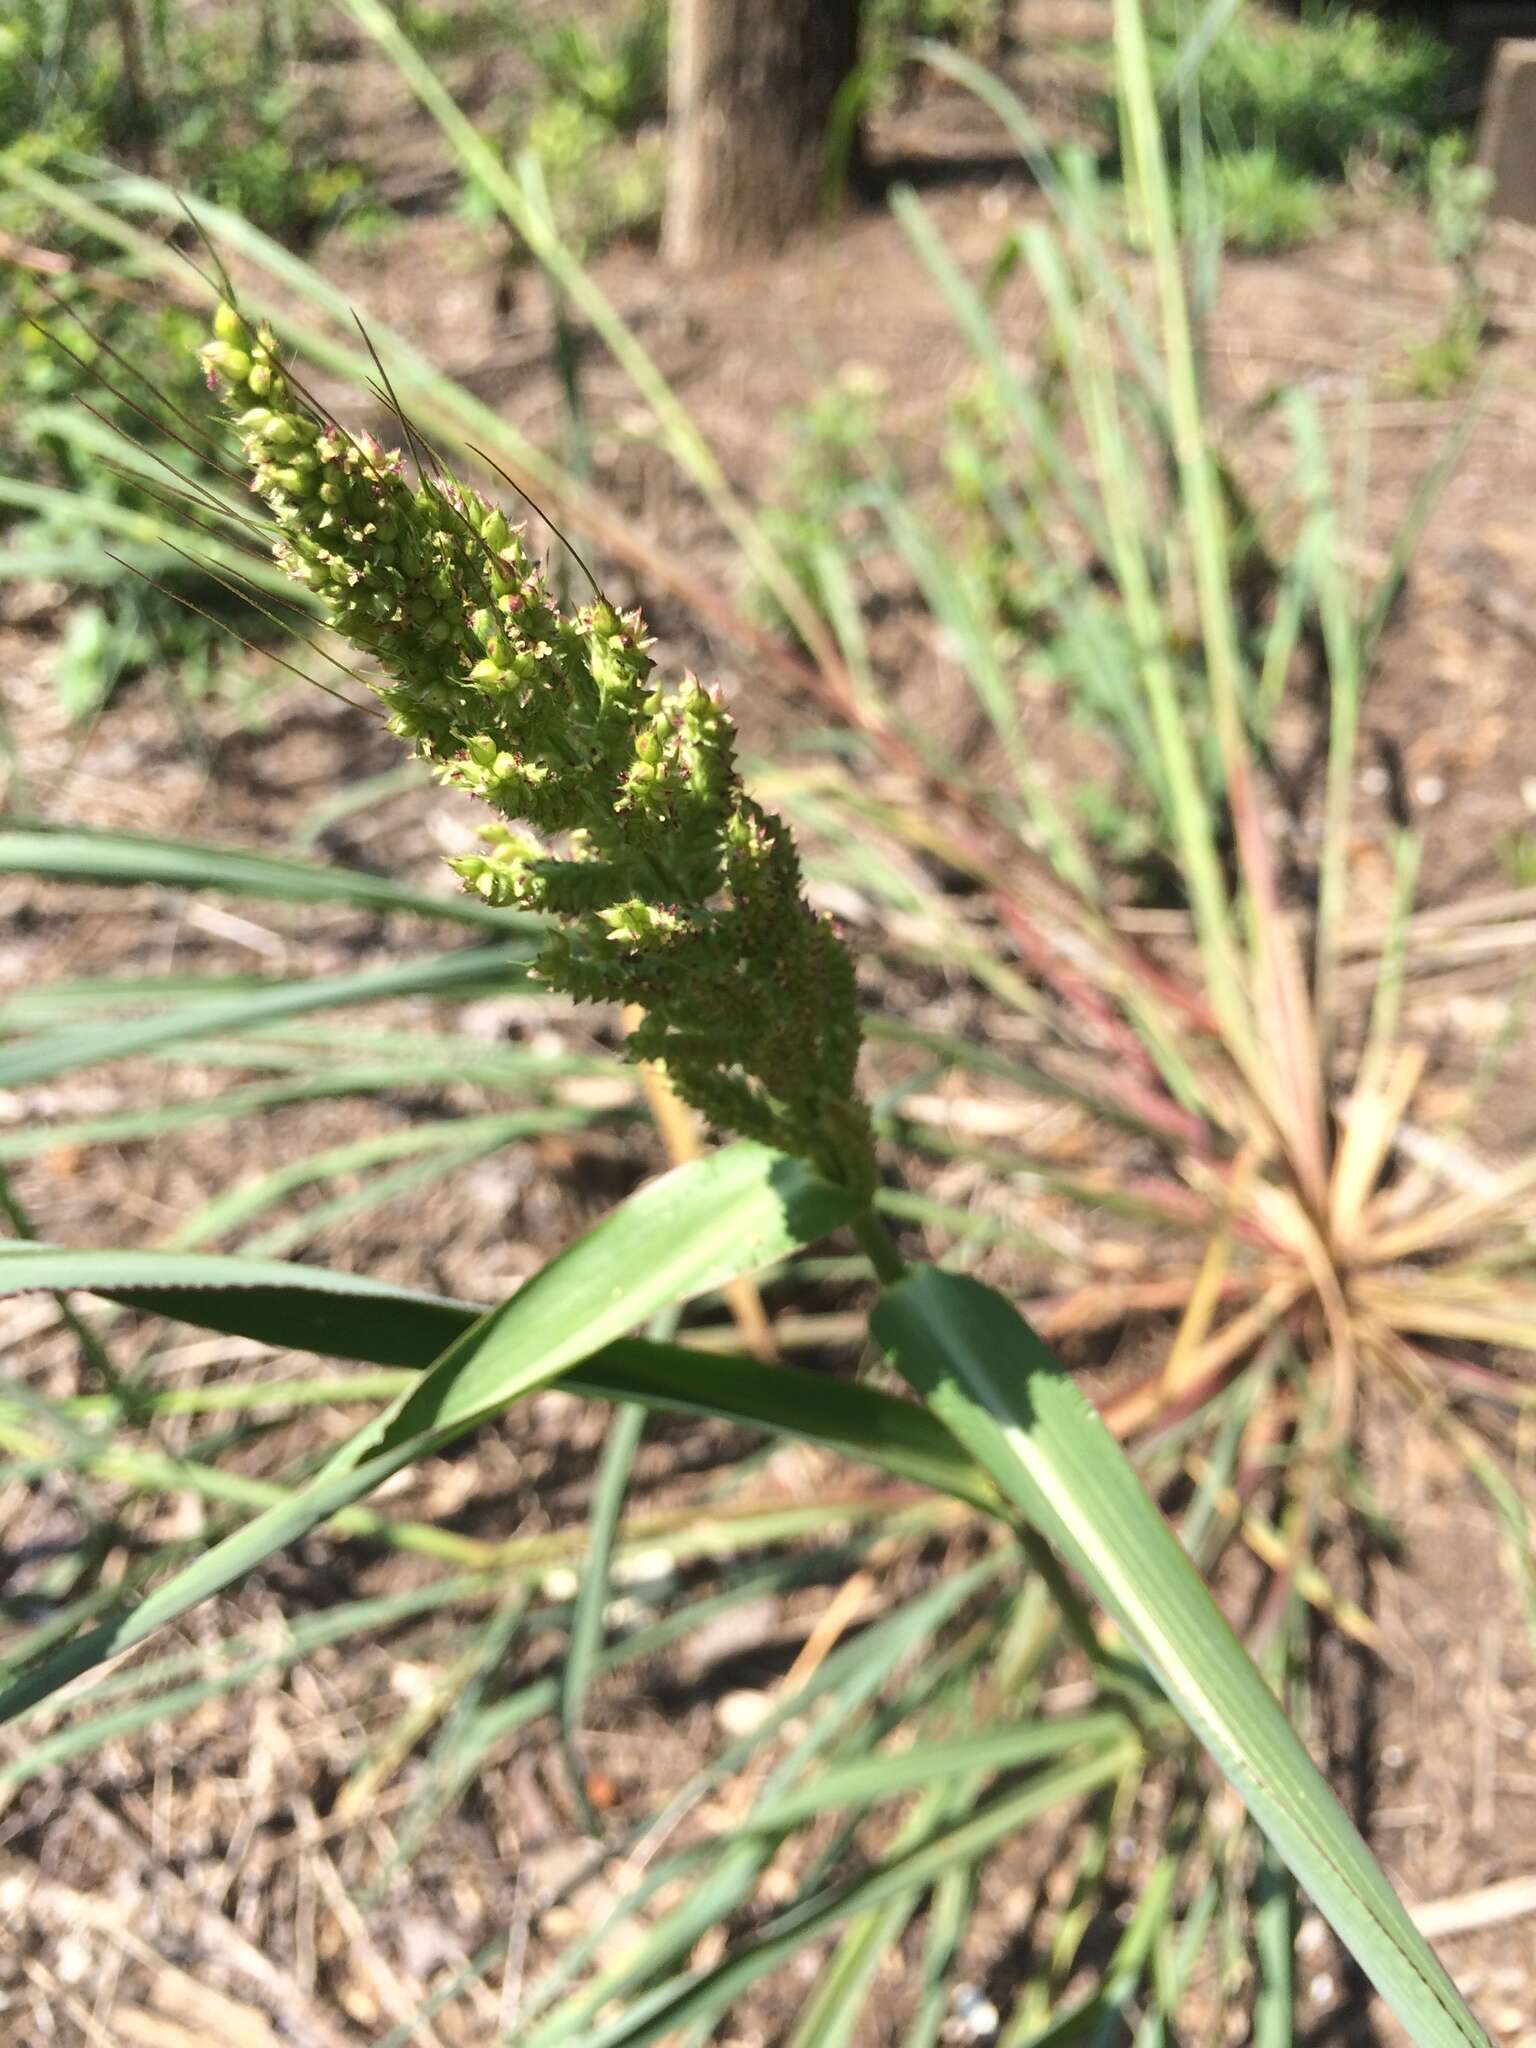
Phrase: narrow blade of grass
[
  {"left": 0, "top": 941, "right": 537, "bottom": 1089},
  {"left": 535, "top": 1744, "right": 1138, "bottom": 2048},
  {"left": 872, "top": 1263, "right": 1488, "bottom": 2047},
  {"left": 561, "top": 1397, "right": 646, "bottom": 1832},
  {"left": 0, "top": 824, "right": 523, "bottom": 929}
]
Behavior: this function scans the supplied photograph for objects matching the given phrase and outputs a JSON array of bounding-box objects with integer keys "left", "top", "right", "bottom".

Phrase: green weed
[
  {"left": 1145, "top": 0, "right": 1454, "bottom": 179},
  {"left": 0, "top": 0, "right": 376, "bottom": 243},
  {"left": 1200, "top": 143, "right": 1332, "bottom": 252},
  {"left": 1394, "top": 302, "right": 1486, "bottom": 400},
  {"left": 530, "top": 1, "right": 668, "bottom": 135},
  {"left": 461, "top": 1, "right": 668, "bottom": 256},
  {"left": 1393, "top": 132, "right": 1494, "bottom": 397},
  {"left": 1096, "top": 0, "right": 1458, "bottom": 254}
]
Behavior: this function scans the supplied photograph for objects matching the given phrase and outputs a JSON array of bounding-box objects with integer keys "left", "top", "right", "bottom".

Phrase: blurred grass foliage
[
  {"left": 1197, "top": 143, "right": 1333, "bottom": 252},
  {"left": 463, "top": 1, "right": 670, "bottom": 253},
  {"left": 1091, "top": 0, "right": 1460, "bottom": 253},
  {"left": 0, "top": 0, "right": 384, "bottom": 719},
  {"left": 1140, "top": 0, "right": 1456, "bottom": 179},
  {"left": 0, "top": 0, "right": 377, "bottom": 239},
  {"left": 1393, "top": 132, "right": 1494, "bottom": 397}
]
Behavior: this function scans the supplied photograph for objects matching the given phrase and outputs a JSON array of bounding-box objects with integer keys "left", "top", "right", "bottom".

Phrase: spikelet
[{"left": 201, "top": 304, "right": 875, "bottom": 1195}]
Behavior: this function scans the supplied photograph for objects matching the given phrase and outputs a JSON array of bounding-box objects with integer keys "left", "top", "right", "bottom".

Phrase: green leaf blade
[
  {"left": 0, "top": 1147, "right": 859, "bottom": 1724},
  {"left": 872, "top": 1265, "right": 1488, "bottom": 2048},
  {"left": 0, "top": 1243, "right": 995, "bottom": 1509},
  {"left": 0, "top": 824, "right": 525, "bottom": 929}
]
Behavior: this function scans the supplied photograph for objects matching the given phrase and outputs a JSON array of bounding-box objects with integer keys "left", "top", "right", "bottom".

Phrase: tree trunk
[{"left": 664, "top": 0, "right": 862, "bottom": 269}]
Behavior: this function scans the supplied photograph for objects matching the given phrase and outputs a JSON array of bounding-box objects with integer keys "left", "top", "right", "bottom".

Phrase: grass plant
[
  {"left": 1199, "top": 143, "right": 1332, "bottom": 253},
  {"left": 1141, "top": 0, "right": 1455, "bottom": 181},
  {"left": 1393, "top": 134, "right": 1494, "bottom": 399},
  {"left": 468, "top": 2, "right": 669, "bottom": 258},
  {"left": 0, "top": 0, "right": 375, "bottom": 239},
  {"left": 0, "top": 4, "right": 1527, "bottom": 2043},
  {"left": 1088, "top": 0, "right": 1458, "bottom": 258}
]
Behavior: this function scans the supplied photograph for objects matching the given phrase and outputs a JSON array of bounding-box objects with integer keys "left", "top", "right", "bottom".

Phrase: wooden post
[
  {"left": 663, "top": 0, "right": 862, "bottom": 268},
  {"left": 1478, "top": 37, "right": 1536, "bottom": 227}
]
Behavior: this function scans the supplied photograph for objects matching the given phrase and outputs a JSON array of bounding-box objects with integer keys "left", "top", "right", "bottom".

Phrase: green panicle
[{"left": 201, "top": 305, "right": 877, "bottom": 1196}]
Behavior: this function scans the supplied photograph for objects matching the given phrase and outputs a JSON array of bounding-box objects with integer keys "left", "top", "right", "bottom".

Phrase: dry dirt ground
[{"left": 3, "top": 3, "right": 1536, "bottom": 2043}]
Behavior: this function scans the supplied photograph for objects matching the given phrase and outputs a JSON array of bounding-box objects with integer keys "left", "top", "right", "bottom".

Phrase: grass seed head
[{"left": 202, "top": 304, "right": 876, "bottom": 1195}]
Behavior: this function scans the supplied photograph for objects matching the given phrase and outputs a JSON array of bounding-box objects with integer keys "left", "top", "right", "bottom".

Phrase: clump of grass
[
  {"left": 462, "top": 0, "right": 668, "bottom": 255},
  {"left": 1394, "top": 302, "right": 1485, "bottom": 400},
  {"left": 1094, "top": 0, "right": 1457, "bottom": 254},
  {"left": 1200, "top": 143, "right": 1332, "bottom": 253},
  {"left": 520, "top": 95, "right": 667, "bottom": 251},
  {"left": 1393, "top": 133, "right": 1494, "bottom": 398},
  {"left": 530, "top": 2, "right": 668, "bottom": 133},
  {"left": 0, "top": 0, "right": 377, "bottom": 243},
  {"left": 1146, "top": 0, "right": 1455, "bottom": 180}
]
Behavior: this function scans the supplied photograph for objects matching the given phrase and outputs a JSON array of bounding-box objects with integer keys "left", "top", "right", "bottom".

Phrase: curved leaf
[
  {"left": 0, "top": 1146, "right": 861, "bottom": 1722},
  {"left": 872, "top": 1265, "right": 1488, "bottom": 2048},
  {"left": 0, "top": 1240, "right": 994, "bottom": 1509}
]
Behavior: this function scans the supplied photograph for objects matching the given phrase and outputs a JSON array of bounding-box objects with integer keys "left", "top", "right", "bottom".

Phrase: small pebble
[
  {"left": 715, "top": 1689, "right": 774, "bottom": 1738},
  {"left": 1296, "top": 1912, "right": 1328, "bottom": 1956},
  {"left": 1414, "top": 772, "right": 1446, "bottom": 806},
  {"left": 603, "top": 1595, "right": 650, "bottom": 1630},
  {"left": 1360, "top": 763, "right": 1390, "bottom": 796},
  {"left": 54, "top": 1936, "right": 91, "bottom": 1986},
  {"left": 1521, "top": 776, "right": 1536, "bottom": 814},
  {"left": 390, "top": 1662, "right": 433, "bottom": 1702},
  {"left": 947, "top": 1983, "right": 1001, "bottom": 2041},
  {"left": 585, "top": 1770, "right": 620, "bottom": 1812},
  {"left": 611, "top": 1547, "right": 675, "bottom": 1587},
  {"left": 1309, "top": 1973, "right": 1336, "bottom": 2005},
  {"left": 541, "top": 1566, "right": 580, "bottom": 1603}
]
